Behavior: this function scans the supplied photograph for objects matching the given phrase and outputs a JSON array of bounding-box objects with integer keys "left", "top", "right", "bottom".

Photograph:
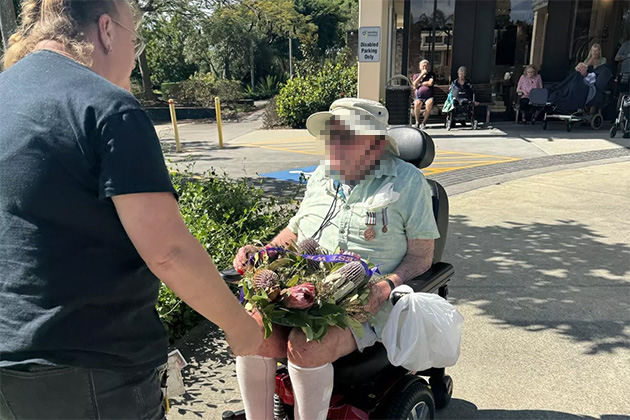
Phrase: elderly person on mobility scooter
[{"left": 232, "top": 98, "right": 440, "bottom": 420}]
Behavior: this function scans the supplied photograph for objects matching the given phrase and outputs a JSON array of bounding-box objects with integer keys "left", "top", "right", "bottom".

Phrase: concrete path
[
  {"left": 436, "top": 160, "right": 630, "bottom": 420},
  {"left": 157, "top": 118, "right": 630, "bottom": 180},
  {"left": 166, "top": 157, "right": 630, "bottom": 420}
]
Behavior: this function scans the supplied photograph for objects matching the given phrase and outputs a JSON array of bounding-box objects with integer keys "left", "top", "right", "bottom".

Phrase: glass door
[{"left": 407, "top": 0, "right": 455, "bottom": 85}]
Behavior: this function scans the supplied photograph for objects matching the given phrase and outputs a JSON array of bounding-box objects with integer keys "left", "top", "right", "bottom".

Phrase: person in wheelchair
[
  {"left": 446, "top": 66, "right": 478, "bottom": 128},
  {"left": 232, "top": 98, "right": 440, "bottom": 420}
]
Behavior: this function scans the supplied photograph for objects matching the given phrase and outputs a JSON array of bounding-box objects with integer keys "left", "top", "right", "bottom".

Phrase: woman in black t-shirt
[
  {"left": 0, "top": 1, "right": 262, "bottom": 418},
  {"left": 412, "top": 60, "right": 436, "bottom": 130}
]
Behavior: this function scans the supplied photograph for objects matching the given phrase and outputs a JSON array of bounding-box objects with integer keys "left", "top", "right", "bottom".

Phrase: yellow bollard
[
  {"left": 168, "top": 99, "right": 182, "bottom": 153},
  {"left": 215, "top": 97, "right": 224, "bottom": 149}
]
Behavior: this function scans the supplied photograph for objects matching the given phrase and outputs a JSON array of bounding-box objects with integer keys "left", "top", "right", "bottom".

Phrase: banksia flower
[
  {"left": 253, "top": 269, "right": 279, "bottom": 291},
  {"left": 297, "top": 237, "right": 320, "bottom": 255},
  {"left": 297, "top": 238, "right": 321, "bottom": 271},
  {"left": 335, "top": 261, "right": 366, "bottom": 286}
]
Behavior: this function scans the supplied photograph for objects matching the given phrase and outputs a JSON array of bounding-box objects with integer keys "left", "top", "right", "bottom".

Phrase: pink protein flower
[{"left": 283, "top": 283, "right": 316, "bottom": 309}]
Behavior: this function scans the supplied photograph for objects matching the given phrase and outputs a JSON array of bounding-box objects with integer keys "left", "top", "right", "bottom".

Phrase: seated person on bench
[
  {"left": 412, "top": 59, "right": 436, "bottom": 130},
  {"left": 232, "top": 98, "right": 440, "bottom": 420}
]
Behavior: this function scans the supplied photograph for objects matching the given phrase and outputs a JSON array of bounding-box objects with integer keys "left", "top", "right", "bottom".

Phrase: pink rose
[{"left": 283, "top": 283, "right": 316, "bottom": 309}]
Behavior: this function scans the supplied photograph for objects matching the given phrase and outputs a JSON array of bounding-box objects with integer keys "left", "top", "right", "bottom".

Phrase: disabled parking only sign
[{"left": 358, "top": 27, "right": 381, "bottom": 62}]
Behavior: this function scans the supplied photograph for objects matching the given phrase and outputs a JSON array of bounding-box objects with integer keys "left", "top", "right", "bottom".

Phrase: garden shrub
[
  {"left": 165, "top": 73, "right": 244, "bottom": 108},
  {"left": 156, "top": 169, "right": 302, "bottom": 342},
  {"left": 275, "top": 61, "right": 357, "bottom": 128}
]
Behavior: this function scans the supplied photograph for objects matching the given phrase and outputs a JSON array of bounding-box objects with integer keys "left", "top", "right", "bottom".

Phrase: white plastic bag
[{"left": 382, "top": 291, "right": 463, "bottom": 372}]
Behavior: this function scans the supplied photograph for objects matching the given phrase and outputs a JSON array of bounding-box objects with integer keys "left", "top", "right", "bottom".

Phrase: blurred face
[
  {"left": 526, "top": 68, "right": 535, "bottom": 77},
  {"left": 325, "top": 118, "right": 388, "bottom": 182},
  {"left": 458, "top": 69, "right": 466, "bottom": 79},
  {"left": 420, "top": 61, "right": 429, "bottom": 71},
  {"left": 591, "top": 46, "right": 601, "bottom": 58}
]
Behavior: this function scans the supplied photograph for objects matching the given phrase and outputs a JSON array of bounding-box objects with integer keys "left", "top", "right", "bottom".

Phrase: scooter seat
[{"left": 332, "top": 342, "right": 394, "bottom": 385}]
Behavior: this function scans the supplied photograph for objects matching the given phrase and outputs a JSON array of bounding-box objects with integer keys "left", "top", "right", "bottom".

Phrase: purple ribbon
[{"left": 249, "top": 247, "right": 380, "bottom": 277}]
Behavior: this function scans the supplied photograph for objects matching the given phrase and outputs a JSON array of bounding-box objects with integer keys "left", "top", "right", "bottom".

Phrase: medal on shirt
[
  {"left": 382, "top": 207, "right": 389, "bottom": 233},
  {"left": 364, "top": 211, "right": 377, "bottom": 241}
]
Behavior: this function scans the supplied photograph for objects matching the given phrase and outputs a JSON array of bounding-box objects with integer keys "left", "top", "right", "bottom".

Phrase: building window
[{"left": 408, "top": 0, "right": 455, "bottom": 85}]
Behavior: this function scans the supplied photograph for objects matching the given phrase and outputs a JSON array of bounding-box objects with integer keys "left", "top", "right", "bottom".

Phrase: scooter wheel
[
  {"left": 591, "top": 114, "right": 603, "bottom": 130},
  {"left": 375, "top": 380, "right": 435, "bottom": 420},
  {"left": 610, "top": 126, "right": 617, "bottom": 138},
  {"left": 430, "top": 375, "right": 453, "bottom": 410}
]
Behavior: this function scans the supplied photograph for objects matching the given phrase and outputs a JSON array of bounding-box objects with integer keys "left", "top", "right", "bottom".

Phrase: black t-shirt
[
  {"left": 0, "top": 51, "right": 176, "bottom": 372},
  {"left": 413, "top": 71, "right": 436, "bottom": 99}
]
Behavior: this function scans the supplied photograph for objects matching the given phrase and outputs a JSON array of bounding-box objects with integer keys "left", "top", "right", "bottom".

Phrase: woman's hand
[
  {"left": 225, "top": 312, "right": 264, "bottom": 356},
  {"left": 233, "top": 244, "right": 262, "bottom": 274}
]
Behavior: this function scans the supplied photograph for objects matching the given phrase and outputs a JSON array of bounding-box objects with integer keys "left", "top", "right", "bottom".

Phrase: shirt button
[{"left": 344, "top": 205, "right": 351, "bottom": 210}]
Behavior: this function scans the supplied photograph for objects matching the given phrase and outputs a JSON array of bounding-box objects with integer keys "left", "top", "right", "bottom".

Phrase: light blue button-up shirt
[{"left": 287, "top": 156, "right": 440, "bottom": 335}]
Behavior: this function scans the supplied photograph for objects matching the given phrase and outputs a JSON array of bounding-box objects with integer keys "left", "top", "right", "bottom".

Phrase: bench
[{"left": 411, "top": 83, "right": 493, "bottom": 124}]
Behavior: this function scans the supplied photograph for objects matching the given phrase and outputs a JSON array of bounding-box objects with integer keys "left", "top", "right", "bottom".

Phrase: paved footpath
[{"left": 162, "top": 116, "right": 630, "bottom": 420}]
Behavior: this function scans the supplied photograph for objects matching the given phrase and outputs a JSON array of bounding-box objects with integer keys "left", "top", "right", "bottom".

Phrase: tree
[
  {"left": 143, "top": 13, "right": 200, "bottom": 83},
  {"left": 200, "top": 0, "right": 316, "bottom": 86},
  {"left": 132, "top": 0, "right": 199, "bottom": 97},
  {"left": 294, "top": 0, "right": 355, "bottom": 55},
  {"left": 0, "top": 0, "right": 17, "bottom": 52}
]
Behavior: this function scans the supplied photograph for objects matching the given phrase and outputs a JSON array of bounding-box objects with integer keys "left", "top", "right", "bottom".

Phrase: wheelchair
[
  {"left": 222, "top": 126, "right": 455, "bottom": 420},
  {"left": 445, "top": 96, "right": 478, "bottom": 130}
]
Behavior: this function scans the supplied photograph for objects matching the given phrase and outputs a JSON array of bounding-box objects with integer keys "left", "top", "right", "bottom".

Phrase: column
[{"left": 358, "top": 0, "right": 390, "bottom": 101}]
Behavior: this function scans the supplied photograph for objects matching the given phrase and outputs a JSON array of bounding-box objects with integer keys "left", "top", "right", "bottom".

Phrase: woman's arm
[
  {"left": 616, "top": 42, "right": 630, "bottom": 62},
  {"left": 516, "top": 75, "right": 525, "bottom": 93},
  {"left": 112, "top": 192, "right": 263, "bottom": 356},
  {"left": 412, "top": 73, "right": 421, "bottom": 89},
  {"left": 422, "top": 77, "right": 435, "bottom": 87},
  {"left": 536, "top": 74, "right": 543, "bottom": 88}
]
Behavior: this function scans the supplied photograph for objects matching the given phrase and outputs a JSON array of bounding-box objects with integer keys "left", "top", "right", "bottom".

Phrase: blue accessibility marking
[{"left": 259, "top": 166, "right": 318, "bottom": 183}]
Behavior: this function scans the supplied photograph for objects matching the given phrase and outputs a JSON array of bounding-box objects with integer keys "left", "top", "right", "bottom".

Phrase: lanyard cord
[{"left": 311, "top": 182, "right": 342, "bottom": 241}]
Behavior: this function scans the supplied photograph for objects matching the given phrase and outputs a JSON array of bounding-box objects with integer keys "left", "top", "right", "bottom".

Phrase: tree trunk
[
  {"left": 223, "top": 57, "right": 230, "bottom": 79},
  {"left": 137, "top": 49, "right": 158, "bottom": 100},
  {"left": 0, "top": 0, "right": 17, "bottom": 52},
  {"left": 250, "top": 39, "right": 255, "bottom": 92}
]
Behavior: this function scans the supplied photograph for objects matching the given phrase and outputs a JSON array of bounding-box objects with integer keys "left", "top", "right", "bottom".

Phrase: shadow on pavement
[
  {"left": 437, "top": 399, "right": 630, "bottom": 420},
  {"left": 447, "top": 215, "right": 630, "bottom": 355},
  {"left": 168, "top": 320, "right": 240, "bottom": 418}
]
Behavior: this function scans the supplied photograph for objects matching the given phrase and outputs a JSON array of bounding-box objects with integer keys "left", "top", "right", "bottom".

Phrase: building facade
[{"left": 357, "top": 0, "right": 629, "bottom": 114}]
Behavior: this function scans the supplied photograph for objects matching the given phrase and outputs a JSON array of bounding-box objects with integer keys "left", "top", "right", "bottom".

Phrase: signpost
[{"left": 358, "top": 26, "right": 381, "bottom": 63}]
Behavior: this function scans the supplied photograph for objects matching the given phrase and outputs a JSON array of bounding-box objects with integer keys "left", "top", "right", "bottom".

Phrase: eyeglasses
[{"left": 111, "top": 17, "right": 146, "bottom": 59}]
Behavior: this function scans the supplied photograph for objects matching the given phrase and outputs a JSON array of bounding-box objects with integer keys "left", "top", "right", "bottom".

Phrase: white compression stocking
[
  {"left": 288, "top": 362, "right": 334, "bottom": 420},
  {"left": 235, "top": 355, "right": 277, "bottom": 420}
]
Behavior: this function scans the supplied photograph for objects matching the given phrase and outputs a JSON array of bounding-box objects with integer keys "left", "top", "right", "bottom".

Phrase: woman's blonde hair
[
  {"left": 3, "top": 0, "right": 134, "bottom": 69},
  {"left": 523, "top": 65, "right": 538, "bottom": 76}
]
